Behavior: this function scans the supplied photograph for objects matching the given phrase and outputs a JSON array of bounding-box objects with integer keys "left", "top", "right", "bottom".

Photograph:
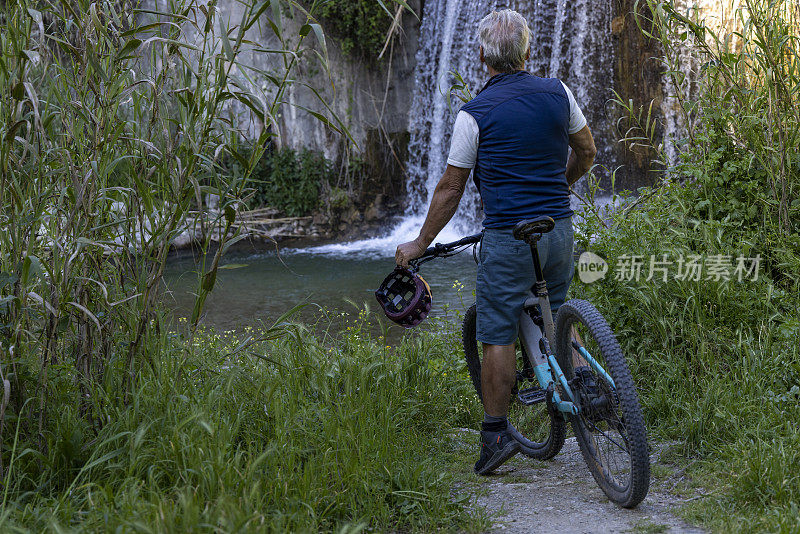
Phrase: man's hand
[
  {"left": 394, "top": 165, "right": 471, "bottom": 269},
  {"left": 396, "top": 239, "right": 426, "bottom": 268}
]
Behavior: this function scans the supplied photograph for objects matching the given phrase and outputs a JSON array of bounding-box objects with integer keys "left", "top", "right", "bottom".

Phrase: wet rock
[
  {"left": 340, "top": 207, "right": 360, "bottom": 225},
  {"left": 312, "top": 212, "right": 329, "bottom": 226},
  {"left": 365, "top": 195, "right": 386, "bottom": 222}
]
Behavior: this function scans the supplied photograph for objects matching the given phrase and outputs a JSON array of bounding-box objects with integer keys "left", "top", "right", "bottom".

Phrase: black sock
[{"left": 481, "top": 413, "right": 507, "bottom": 432}]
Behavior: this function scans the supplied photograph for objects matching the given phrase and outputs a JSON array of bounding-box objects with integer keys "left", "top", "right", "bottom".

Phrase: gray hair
[{"left": 478, "top": 9, "right": 531, "bottom": 73}]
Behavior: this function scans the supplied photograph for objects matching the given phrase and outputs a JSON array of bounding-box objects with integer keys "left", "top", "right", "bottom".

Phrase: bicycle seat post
[
  {"left": 530, "top": 240, "right": 546, "bottom": 294},
  {"left": 530, "top": 240, "right": 557, "bottom": 345},
  {"left": 513, "top": 216, "right": 558, "bottom": 344}
]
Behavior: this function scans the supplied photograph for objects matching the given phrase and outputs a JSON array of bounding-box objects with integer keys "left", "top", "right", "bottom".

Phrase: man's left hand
[{"left": 396, "top": 239, "right": 426, "bottom": 268}]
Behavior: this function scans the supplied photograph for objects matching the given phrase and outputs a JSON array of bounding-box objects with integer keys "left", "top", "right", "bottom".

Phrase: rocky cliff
[
  {"left": 610, "top": 0, "right": 665, "bottom": 189},
  {"left": 262, "top": 1, "right": 422, "bottom": 210}
]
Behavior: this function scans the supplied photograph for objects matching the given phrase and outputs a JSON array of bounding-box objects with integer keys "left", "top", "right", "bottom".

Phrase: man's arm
[
  {"left": 565, "top": 125, "right": 597, "bottom": 186},
  {"left": 395, "top": 164, "right": 472, "bottom": 268}
]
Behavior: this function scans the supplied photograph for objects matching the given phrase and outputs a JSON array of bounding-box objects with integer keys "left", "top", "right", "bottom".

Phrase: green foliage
[
  {"left": 0, "top": 0, "right": 341, "bottom": 481},
  {"left": 0, "top": 319, "right": 486, "bottom": 532},
  {"left": 0, "top": 0, "right": 455, "bottom": 529},
  {"left": 328, "top": 186, "right": 352, "bottom": 210},
  {"left": 233, "top": 144, "right": 378, "bottom": 216},
  {"left": 315, "top": 0, "right": 393, "bottom": 59},
  {"left": 573, "top": 189, "right": 800, "bottom": 532},
  {"left": 630, "top": 0, "right": 799, "bottom": 233},
  {"left": 574, "top": 1, "right": 800, "bottom": 530},
  {"left": 235, "top": 146, "right": 333, "bottom": 216}
]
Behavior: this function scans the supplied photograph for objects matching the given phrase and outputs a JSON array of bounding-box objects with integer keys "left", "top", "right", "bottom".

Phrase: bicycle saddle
[{"left": 513, "top": 216, "right": 555, "bottom": 243}]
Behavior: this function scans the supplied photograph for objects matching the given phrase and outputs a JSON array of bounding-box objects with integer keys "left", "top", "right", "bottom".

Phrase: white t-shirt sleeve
[
  {"left": 560, "top": 82, "right": 587, "bottom": 134},
  {"left": 446, "top": 111, "right": 479, "bottom": 169}
]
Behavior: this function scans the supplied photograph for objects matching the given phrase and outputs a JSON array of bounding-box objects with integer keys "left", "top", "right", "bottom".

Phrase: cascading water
[{"left": 310, "top": 0, "right": 614, "bottom": 254}]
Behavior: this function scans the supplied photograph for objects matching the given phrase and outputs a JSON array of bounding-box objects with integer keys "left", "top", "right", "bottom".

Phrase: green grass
[
  {"left": 572, "top": 4, "right": 800, "bottom": 528},
  {"left": 0, "top": 318, "right": 489, "bottom": 532},
  {"left": 572, "top": 185, "right": 800, "bottom": 532}
]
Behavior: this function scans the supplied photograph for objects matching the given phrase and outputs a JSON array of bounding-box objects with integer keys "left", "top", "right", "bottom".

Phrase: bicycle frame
[
  {"left": 516, "top": 239, "right": 614, "bottom": 418},
  {"left": 517, "top": 294, "right": 579, "bottom": 417}
]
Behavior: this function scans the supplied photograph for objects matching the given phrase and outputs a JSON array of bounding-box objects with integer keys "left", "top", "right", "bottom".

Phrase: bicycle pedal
[{"left": 517, "top": 387, "right": 546, "bottom": 405}]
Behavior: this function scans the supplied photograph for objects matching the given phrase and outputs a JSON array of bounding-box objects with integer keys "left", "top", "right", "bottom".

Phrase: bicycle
[{"left": 409, "top": 215, "right": 650, "bottom": 508}]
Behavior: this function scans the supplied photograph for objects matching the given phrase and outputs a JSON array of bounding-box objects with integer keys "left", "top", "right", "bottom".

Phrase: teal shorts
[{"left": 476, "top": 216, "right": 574, "bottom": 345}]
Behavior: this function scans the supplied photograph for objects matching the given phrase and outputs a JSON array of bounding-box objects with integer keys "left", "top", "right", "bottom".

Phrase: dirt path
[{"left": 451, "top": 431, "right": 707, "bottom": 533}]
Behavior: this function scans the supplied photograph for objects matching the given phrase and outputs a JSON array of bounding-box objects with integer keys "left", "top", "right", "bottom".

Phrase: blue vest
[{"left": 461, "top": 71, "right": 573, "bottom": 228}]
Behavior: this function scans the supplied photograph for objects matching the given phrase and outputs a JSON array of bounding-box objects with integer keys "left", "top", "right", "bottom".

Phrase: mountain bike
[{"left": 409, "top": 216, "right": 650, "bottom": 508}]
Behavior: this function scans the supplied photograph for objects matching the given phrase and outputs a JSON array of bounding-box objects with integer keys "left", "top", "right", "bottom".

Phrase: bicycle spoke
[
  {"left": 585, "top": 419, "right": 630, "bottom": 483},
  {"left": 568, "top": 316, "right": 635, "bottom": 492},
  {"left": 557, "top": 300, "right": 650, "bottom": 507},
  {"left": 462, "top": 304, "right": 565, "bottom": 461},
  {"left": 583, "top": 416, "right": 629, "bottom": 454}
]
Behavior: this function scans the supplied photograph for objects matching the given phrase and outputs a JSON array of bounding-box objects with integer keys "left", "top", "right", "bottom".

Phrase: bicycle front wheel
[
  {"left": 555, "top": 299, "right": 650, "bottom": 508},
  {"left": 462, "top": 304, "right": 565, "bottom": 460}
]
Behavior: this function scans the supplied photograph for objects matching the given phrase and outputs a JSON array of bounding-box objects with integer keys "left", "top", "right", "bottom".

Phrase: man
[{"left": 395, "top": 9, "right": 597, "bottom": 475}]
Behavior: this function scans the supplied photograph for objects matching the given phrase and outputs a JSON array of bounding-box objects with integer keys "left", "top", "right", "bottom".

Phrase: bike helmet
[{"left": 375, "top": 267, "right": 432, "bottom": 328}]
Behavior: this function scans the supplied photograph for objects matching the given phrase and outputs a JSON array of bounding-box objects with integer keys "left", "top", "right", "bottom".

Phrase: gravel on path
[{"left": 451, "top": 430, "right": 707, "bottom": 534}]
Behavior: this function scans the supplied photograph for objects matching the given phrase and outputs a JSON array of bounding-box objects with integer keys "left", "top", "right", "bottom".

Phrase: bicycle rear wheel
[
  {"left": 462, "top": 304, "right": 565, "bottom": 460},
  {"left": 555, "top": 299, "right": 650, "bottom": 508}
]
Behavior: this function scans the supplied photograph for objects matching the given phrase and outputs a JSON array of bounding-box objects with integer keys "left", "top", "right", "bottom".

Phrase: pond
[
  {"left": 162, "top": 200, "right": 605, "bottom": 339},
  {"left": 163, "top": 235, "right": 479, "bottom": 340}
]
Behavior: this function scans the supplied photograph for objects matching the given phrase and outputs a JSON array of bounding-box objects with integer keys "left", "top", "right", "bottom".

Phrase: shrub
[
  {"left": 238, "top": 146, "right": 333, "bottom": 216},
  {"left": 571, "top": 1, "right": 800, "bottom": 530},
  {"left": 0, "top": 0, "right": 304, "bottom": 457},
  {"left": 573, "top": 185, "right": 800, "bottom": 531},
  {"left": 314, "top": 1, "right": 393, "bottom": 60},
  {"left": 327, "top": 186, "right": 351, "bottom": 210}
]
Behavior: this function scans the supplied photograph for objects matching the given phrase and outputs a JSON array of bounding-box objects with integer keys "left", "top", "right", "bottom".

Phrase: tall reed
[
  {"left": 0, "top": 0, "right": 408, "bottom": 472},
  {"left": 576, "top": 1, "right": 800, "bottom": 529}
]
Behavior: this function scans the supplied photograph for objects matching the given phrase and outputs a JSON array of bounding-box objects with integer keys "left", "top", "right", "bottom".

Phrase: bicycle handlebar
[
  {"left": 420, "top": 233, "right": 482, "bottom": 258},
  {"left": 406, "top": 233, "right": 482, "bottom": 272}
]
